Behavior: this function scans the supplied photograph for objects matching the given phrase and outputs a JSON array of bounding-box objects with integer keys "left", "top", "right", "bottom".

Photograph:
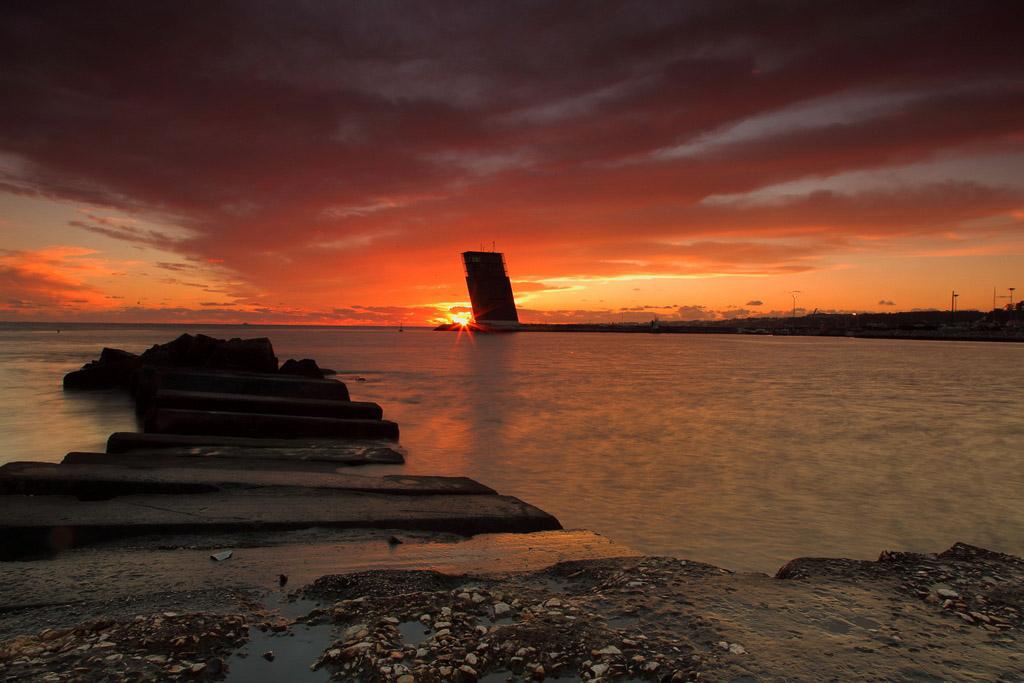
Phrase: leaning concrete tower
[{"left": 462, "top": 251, "right": 519, "bottom": 328}]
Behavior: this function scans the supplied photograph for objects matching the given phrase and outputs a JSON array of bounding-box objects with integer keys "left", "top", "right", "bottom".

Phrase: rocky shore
[{"left": 1, "top": 542, "right": 1021, "bottom": 681}]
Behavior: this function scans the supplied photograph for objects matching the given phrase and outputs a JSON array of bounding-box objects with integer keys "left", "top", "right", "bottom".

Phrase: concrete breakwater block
[
  {"left": 133, "top": 367, "right": 350, "bottom": 408},
  {"left": 150, "top": 390, "right": 383, "bottom": 420},
  {"left": 105, "top": 432, "right": 402, "bottom": 457},
  {"left": 0, "top": 489, "right": 562, "bottom": 558},
  {"left": 0, "top": 462, "right": 496, "bottom": 497},
  {"left": 66, "top": 450, "right": 404, "bottom": 470},
  {"left": 144, "top": 409, "right": 400, "bottom": 440}
]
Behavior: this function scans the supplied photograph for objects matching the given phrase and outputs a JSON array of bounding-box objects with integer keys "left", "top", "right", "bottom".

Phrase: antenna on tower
[{"left": 996, "top": 287, "right": 1014, "bottom": 311}]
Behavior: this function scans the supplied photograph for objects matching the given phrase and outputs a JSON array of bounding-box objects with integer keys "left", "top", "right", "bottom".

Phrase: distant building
[{"left": 463, "top": 251, "right": 519, "bottom": 328}]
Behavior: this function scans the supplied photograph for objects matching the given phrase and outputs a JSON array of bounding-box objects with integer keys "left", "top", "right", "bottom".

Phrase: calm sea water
[{"left": 2, "top": 323, "right": 1022, "bottom": 572}]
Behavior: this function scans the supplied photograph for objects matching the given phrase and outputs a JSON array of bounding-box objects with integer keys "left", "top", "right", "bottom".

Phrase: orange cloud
[{"left": 0, "top": 247, "right": 113, "bottom": 312}]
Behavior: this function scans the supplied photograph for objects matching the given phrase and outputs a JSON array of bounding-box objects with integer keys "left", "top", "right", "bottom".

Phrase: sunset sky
[{"left": 2, "top": 1, "right": 1022, "bottom": 325}]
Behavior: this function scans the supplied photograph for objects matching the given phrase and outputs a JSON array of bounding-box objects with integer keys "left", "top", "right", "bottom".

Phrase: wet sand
[{"left": 0, "top": 529, "right": 636, "bottom": 639}]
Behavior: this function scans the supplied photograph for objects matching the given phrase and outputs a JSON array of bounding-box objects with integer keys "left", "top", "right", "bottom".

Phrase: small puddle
[
  {"left": 398, "top": 620, "right": 431, "bottom": 646},
  {"left": 481, "top": 673, "right": 600, "bottom": 682},
  {"left": 479, "top": 672, "right": 513, "bottom": 683},
  {"left": 224, "top": 592, "right": 332, "bottom": 681},
  {"left": 850, "top": 615, "right": 880, "bottom": 630},
  {"left": 275, "top": 596, "right": 323, "bottom": 620},
  {"left": 606, "top": 615, "right": 640, "bottom": 628},
  {"left": 489, "top": 615, "right": 515, "bottom": 625},
  {"left": 823, "top": 618, "right": 851, "bottom": 634},
  {"left": 224, "top": 623, "right": 333, "bottom": 682}
]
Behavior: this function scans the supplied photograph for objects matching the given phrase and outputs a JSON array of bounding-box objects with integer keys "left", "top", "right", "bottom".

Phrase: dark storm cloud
[
  {"left": 1, "top": 0, "right": 1022, "bottom": 300},
  {"left": 69, "top": 220, "right": 183, "bottom": 252}
]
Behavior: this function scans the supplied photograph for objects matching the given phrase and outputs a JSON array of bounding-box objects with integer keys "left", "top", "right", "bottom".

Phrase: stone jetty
[{"left": 0, "top": 334, "right": 560, "bottom": 559}]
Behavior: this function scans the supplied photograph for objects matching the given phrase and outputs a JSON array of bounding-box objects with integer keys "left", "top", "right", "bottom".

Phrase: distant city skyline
[{"left": 2, "top": 2, "right": 1022, "bottom": 325}]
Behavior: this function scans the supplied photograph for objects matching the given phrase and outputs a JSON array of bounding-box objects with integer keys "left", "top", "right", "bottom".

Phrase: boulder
[
  {"left": 63, "top": 348, "right": 140, "bottom": 389},
  {"left": 139, "top": 334, "right": 278, "bottom": 373},
  {"left": 137, "top": 333, "right": 196, "bottom": 367},
  {"left": 99, "top": 347, "right": 138, "bottom": 365},
  {"left": 206, "top": 337, "right": 278, "bottom": 373},
  {"left": 279, "top": 358, "right": 324, "bottom": 378}
]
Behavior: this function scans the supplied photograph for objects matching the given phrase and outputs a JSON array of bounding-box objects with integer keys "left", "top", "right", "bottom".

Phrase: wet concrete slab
[
  {"left": 66, "top": 448, "right": 405, "bottom": 471},
  {"left": 145, "top": 409, "right": 400, "bottom": 440},
  {"left": 0, "top": 461, "right": 496, "bottom": 497},
  {"left": 0, "top": 489, "right": 562, "bottom": 558},
  {"left": 135, "top": 367, "right": 351, "bottom": 407},
  {"left": 150, "top": 390, "right": 383, "bottom": 420},
  {"left": 105, "top": 432, "right": 404, "bottom": 461}
]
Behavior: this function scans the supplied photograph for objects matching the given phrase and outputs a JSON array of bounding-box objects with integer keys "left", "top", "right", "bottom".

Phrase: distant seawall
[{"left": 436, "top": 321, "right": 1024, "bottom": 342}]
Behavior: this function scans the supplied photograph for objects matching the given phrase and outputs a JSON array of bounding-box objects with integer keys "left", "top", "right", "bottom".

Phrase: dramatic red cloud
[{"left": 1, "top": 1, "right": 1022, "bottom": 322}]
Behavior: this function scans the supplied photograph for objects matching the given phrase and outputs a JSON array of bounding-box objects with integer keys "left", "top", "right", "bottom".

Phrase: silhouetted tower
[{"left": 463, "top": 251, "right": 519, "bottom": 326}]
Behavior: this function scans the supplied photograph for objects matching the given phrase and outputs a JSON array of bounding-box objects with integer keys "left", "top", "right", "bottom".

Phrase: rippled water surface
[{"left": 2, "top": 323, "right": 1022, "bottom": 572}]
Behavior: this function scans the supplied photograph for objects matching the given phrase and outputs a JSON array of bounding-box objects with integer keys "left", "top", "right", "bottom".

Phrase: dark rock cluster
[
  {"left": 777, "top": 542, "right": 1023, "bottom": 632},
  {"left": 62, "top": 347, "right": 142, "bottom": 389},
  {"left": 63, "top": 334, "right": 342, "bottom": 390},
  {"left": 137, "top": 334, "right": 278, "bottom": 374},
  {"left": 0, "top": 612, "right": 247, "bottom": 681},
  {"left": 63, "top": 334, "right": 279, "bottom": 389},
  {"left": 279, "top": 358, "right": 327, "bottom": 378}
]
